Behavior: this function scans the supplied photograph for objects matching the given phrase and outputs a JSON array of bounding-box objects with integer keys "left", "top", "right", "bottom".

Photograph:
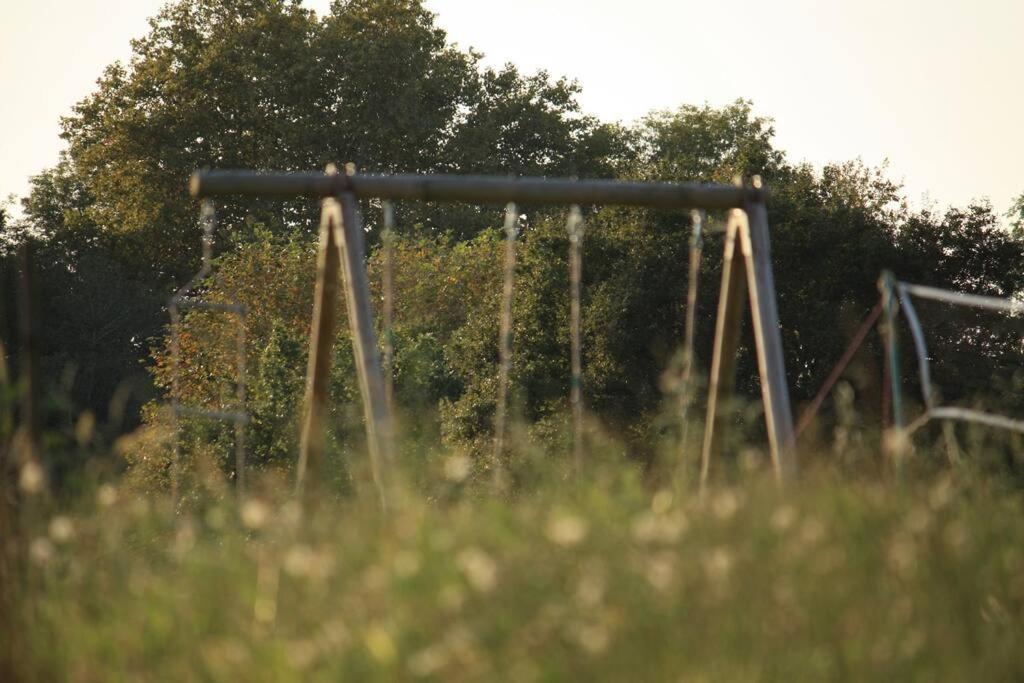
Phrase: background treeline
[{"left": 2, "top": 0, "right": 1022, "bottom": 491}]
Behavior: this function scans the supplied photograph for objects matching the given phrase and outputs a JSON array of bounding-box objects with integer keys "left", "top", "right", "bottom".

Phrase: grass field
[{"left": 4, "top": 440, "right": 1024, "bottom": 682}]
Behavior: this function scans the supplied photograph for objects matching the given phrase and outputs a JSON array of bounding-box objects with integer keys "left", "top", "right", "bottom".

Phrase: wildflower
[
  {"left": 702, "top": 546, "right": 733, "bottom": 583},
  {"left": 29, "top": 537, "right": 55, "bottom": 565},
  {"left": 286, "top": 639, "right": 318, "bottom": 670},
  {"left": 546, "top": 513, "right": 588, "bottom": 547},
  {"left": 651, "top": 489, "right": 673, "bottom": 514},
  {"left": 173, "top": 521, "right": 196, "bottom": 557},
  {"left": 928, "top": 476, "right": 955, "bottom": 510},
  {"left": 455, "top": 547, "right": 498, "bottom": 593},
  {"left": 393, "top": 550, "right": 421, "bottom": 579},
  {"left": 645, "top": 551, "right": 677, "bottom": 593},
  {"left": 438, "top": 584, "right": 465, "bottom": 611},
  {"left": 284, "top": 545, "right": 315, "bottom": 577},
  {"left": 575, "top": 568, "right": 607, "bottom": 608},
  {"left": 96, "top": 483, "right": 118, "bottom": 507},
  {"left": 887, "top": 532, "right": 917, "bottom": 578},
  {"left": 443, "top": 454, "right": 472, "bottom": 483},
  {"left": 48, "top": 516, "right": 74, "bottom": 544},
  {"left": 943, "top": 520, "right": 969, "bottom": 555},
  {"left": 569, "top": 621, "right": 610, "bottom": 655},
  {"left": 770, "top": 505, "right": 796, "bottom": 532},
  {"left": 364, "top": 624, "right": 396, "bottom": 664},
  {"left": 631, "top": 511, "right": 688, "bottom": 544},
  {"left": 905, "top": 505, "right": 932, "bottom": 535},
  {"left": 799, "top": 518, "right": 825, "bottom": 546},
  {"left": 19, "top": 461, "right": 46, "bottom": 495},
  {"left": 240, "top": 499, "right": 270, "bottom": 530},
  {"left": 408, "top": 646, "right": 448, "bottom": 677},
  {"left": 316, "top": 619, "right": 350, "bottom": 651},
  {"left": 711, "top": 489, "right": 740, "bottom": 521}
]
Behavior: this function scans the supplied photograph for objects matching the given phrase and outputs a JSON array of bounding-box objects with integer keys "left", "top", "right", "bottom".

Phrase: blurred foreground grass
[{"left": 4, "top": 454, "right": 1024, "bottom": 681}]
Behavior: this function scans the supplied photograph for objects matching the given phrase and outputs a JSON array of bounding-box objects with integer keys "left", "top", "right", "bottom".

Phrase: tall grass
[{"left": 4, "top": 436, "right": 1024, "bottom": 681}]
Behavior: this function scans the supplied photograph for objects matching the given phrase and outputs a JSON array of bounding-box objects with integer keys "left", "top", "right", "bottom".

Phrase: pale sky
[{"left": 2, "top": 0, "right": 1022, "bottom": 219}]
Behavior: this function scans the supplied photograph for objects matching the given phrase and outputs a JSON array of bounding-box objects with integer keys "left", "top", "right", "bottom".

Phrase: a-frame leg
[
  {"left": 333, "top": 191, "right": 394, "bottom": 509},
  {"left": 700, "top": 202, "right": 797, "bottom": 486},
  {"left": 740, "top": 199, "right": 796, "bottom": 482},
  {"left": 700, "top": 211, "right": 748, "bottom": 488},
  {"left": 296, "top": 197, "right": 343, "bottom": 496}
]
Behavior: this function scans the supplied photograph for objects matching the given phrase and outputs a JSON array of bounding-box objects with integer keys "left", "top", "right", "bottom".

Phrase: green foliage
[{"left": 10, "top": 0, "right": 1024, "bottom": 488}]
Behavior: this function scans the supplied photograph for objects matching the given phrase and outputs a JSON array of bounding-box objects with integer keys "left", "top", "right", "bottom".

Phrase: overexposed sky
[{"left": 2, "top": 0, "right": 1022, "bottom": 217}]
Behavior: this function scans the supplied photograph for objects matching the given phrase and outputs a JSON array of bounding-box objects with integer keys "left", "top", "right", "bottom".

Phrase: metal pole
[
  {"left": 567, "top": 206, "right": 585, "bottom": 474},
  {"left": 381, "top": 201, "right": 396, "bottom": 412},
  {"left": 191, "top": 170, "right": 760, "bottom": 210},
  {"left": 493, "top": 204, "right": 519, "bottom": 483},
  {"left": 739, "top": 188, "right": 796, "bottom": 482},
  {"left": 234, "top": 311, "right": 247, "bottom": 498},
  {"left": 677, "top": 209, "right": 704, "bottom": 473},
  {"left": 878, "top": 271, "right": 904, "bottom": 447},
  {"left": 878, "top": 271, "right": 907, "bottom": 473},
  {"left": 333, "top": 166, "right": 394, "bottom": 510}
]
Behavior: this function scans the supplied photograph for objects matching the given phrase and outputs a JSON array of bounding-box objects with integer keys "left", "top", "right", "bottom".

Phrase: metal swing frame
[{"left": 190, "top": 166, "right": 797, "bottom": 505}]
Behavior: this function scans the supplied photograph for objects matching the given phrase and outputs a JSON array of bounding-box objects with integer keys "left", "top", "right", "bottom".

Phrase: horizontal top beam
[{"left": 190, "top": 170, "right": 762, "bottom": 210}]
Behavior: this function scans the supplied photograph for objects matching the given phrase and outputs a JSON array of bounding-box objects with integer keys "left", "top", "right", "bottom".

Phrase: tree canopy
[{"left": 7, "top": 0, "right": 1023, "bottom": 486}]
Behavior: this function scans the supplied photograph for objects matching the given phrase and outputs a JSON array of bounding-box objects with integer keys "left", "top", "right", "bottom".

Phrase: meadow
[{"left": 5, "top": 428, "right": 1024, "bottom": 681}]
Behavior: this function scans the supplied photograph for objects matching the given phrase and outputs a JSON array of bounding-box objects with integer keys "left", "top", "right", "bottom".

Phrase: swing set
[{"left": 176, "top": 165, "right": 798, "bottom": 506}]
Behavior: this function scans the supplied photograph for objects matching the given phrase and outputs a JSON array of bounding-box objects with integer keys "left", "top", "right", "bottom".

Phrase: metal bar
[
  {"left": 335, "top": 188, "right": 394, "bottom": 510},
  {"left": 700, "top": 212, "right": 747, "bottom": 490},
  {"left": 677, "top": 209, "right": 704, "bottom": 473},
  {"left": 381, "top": 201, "right": 396, "bottom": 412},
  {"left": 191, "top": 170, "right": 760, "bottom": 209},
  {"left": 740, "top": 195, "right": 796, "bottom": 482},
  {"left": 296, "top": 196, "right": 343, "bottom": 497},
  {"left": 895, "top": 283, "right": 936, "bottom": 410},
  {"left": 878, "top": 272, "right": 904, "bottom": 431},
  {"left": 493, "top": 204, "right": 519, "bottom": 485},
  {"left": 234, "top": 308, "right": 247, "bottom": 497},
  {"left": 899, "top": 282, "right": 1023, "bottom": 315},
  {"left": 794, "top": 299, "right": 883, "bottom": 440},
  {"left": 567, "top": 206, "right": 585, "bottom": 474},
  {"left": 928, "top": 407, "right": 1024, "bottom": 435}
]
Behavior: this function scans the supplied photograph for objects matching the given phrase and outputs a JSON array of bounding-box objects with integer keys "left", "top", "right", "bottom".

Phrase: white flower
[
  {"left": 442, "top": 454, "right": 472, "bottom": 482},
  {"left": 48, "top": 516, "right": 74, "bottom": 544},
  {"left": 19, "top": 461, "right": 46, "bottom": 495},
  {"left": 455, "top": 547, "right": 498, "bottom": 593},
  {"left": 29, "top": 537, "right": 55, "bottom": 565},
  {"left": 546, "top": 513, "right": 588, "bottom": 547},
  {"left": 240, "top": 499, "right": 270, "bottom": 530},
  {"left": 96, "top": 484, "right": 118, "bottom": 507}
]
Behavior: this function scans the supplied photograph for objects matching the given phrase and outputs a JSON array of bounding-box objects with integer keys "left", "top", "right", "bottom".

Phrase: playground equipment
[
  {"left": 881, "top": 272, "right": 1024, "bottom": 436},
  {"left": 186, "top": 166, "right": 798, "bottom": 506},
  {"left": 168, "top": 201, "right": 248, "bottom": 502}
]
